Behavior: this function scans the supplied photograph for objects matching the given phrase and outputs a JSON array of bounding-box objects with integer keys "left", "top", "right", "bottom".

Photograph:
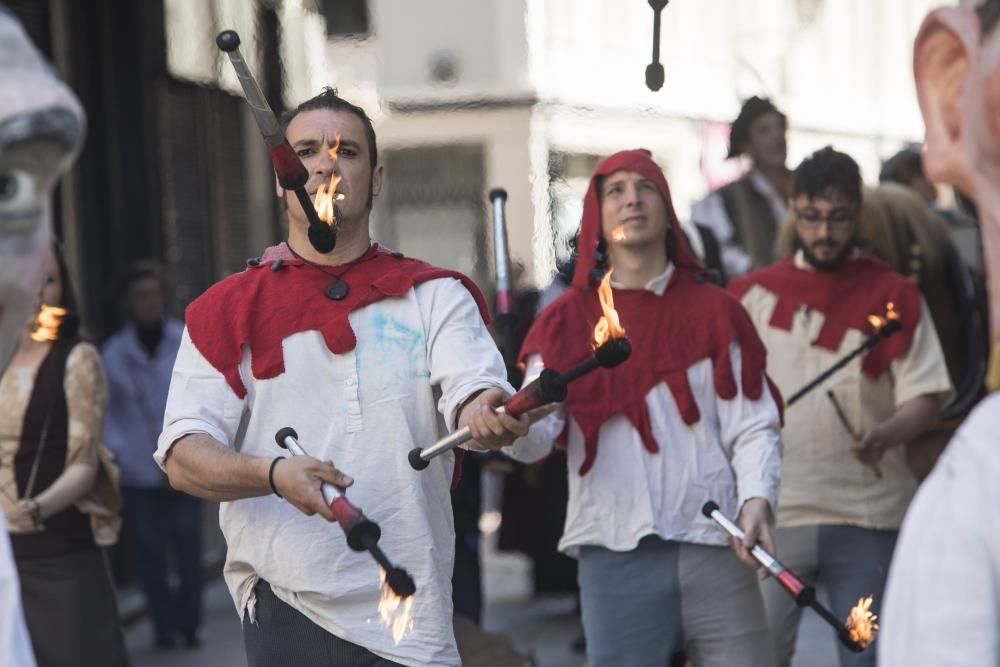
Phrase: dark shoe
[{"left": 183, "top": 632, "right": 202, "bottom": 650}]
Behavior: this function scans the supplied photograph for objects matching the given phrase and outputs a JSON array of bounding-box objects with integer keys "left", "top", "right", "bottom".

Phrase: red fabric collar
[
  {"left": 519, "top": 271, "right": 781, "bottom": 475},
  {"left": 186, "top": 243, "right": 489, "bottom": 398},
  {"left": 728, "top": 255, "right": 921, "bottom": 379},
  {"left": 572, "top": 149, "right": 704, "bottom": 289}
]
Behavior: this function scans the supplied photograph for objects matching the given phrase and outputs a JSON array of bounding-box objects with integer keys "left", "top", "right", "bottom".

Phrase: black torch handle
[
  {"left": 785, "top": 320, "right": 901, "bottom": 407},
  {"left": 407, "top": 369, "right": 566, "bottom": 470}
]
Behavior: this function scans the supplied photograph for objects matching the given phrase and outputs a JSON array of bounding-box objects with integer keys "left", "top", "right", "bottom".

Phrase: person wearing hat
[
  {"left": 692, "top": 96, "right": 793, "bottom": 279},
  {"left": 504, "top": 149, "right": 783, "bottom": 667}
]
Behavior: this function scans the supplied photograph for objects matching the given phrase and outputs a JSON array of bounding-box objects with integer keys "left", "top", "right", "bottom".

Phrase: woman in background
[{"left": 0, "top": 241, "right": 127, "bottom": 666}]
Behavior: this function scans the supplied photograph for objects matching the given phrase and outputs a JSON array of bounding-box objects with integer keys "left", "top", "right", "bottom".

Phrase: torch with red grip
[
  {"left": 701, "top": 501, "right": 864, "bottom": 653},
  {"left": 275, "top": 427, "right": 415, "bottom": 598},
  {"left": 408, "top": 337, "right": 632, "bottom": 470},
  {"left": 216, "top": 30, "right": 336, "bottom": 254}
]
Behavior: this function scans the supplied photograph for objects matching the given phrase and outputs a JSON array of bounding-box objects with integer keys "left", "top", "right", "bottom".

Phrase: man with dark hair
[
  {"left": 506, "top": 149, "right": 783, "bottom": 666},
  {"left": 880, "top": 2, "right": 1000, "bottom": 663},
  {"left": 692, "top": 96, "right": 792, "bottom": 278},
  {"left": 155, "top": 88, "right": 528, "bottom": 665},
  {"left": 102, "top": 261, "right": 201, "bottom": 649},
  {"left": 730, "top": 147, "right": 952, "bottom": 667}
]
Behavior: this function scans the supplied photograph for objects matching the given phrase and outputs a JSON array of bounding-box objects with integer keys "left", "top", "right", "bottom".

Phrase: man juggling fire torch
[
  {"left": 502, "top": 149, "right": 784, "bottom": 667},
  {"left": 729, "top": 147, "right": 953, "bottom": 667},
  {"left": 155, "top": 35, "right": 529, "bottom": 666}
]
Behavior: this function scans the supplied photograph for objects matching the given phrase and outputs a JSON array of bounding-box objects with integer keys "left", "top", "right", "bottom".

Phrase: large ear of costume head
[{"left": 913, "top": 7, "right": 980, "bottom": 196}]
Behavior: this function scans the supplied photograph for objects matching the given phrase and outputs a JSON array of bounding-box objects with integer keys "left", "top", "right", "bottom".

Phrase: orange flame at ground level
[
  {"left": 312, "top": 134, "right": 346, "bottom": 227},
  {"left": 29, "top": 305, "right": 66, "bottom": 342},
  {"left": 844, "top": 595, "right": 878, "bottom": 649},
  {"left": 867, "top": 302, "right": 901, "bottom": 332},
  {"left": 377, "top": 568, "right": 414, "bottom": 645},
  {"left": 593, "top": 270, "right": 626, "bottom": 347}
]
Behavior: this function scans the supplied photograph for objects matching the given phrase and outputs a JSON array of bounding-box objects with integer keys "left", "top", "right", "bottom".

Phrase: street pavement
[{"left": 124, "top": 534, "right": 841, "bottom": 667}]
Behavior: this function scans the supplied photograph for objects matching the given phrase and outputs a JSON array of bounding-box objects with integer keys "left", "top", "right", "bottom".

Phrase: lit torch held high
[
  {"left": 408, "top": 269, "right": 631, "bottom": 469},
  {"left": 215, "top": 29, "right": 336, "bottom": 253},
  {"left": 702, "top": 501, "right": 877, "bottom": 653},
  {"left": 785, "top": 302, "right": 902, "bottom": 407}
]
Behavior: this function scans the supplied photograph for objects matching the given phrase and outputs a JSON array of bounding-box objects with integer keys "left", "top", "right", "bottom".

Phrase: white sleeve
[
  {"left": 155, "top": 327, "right": 247, "bottom": 470},
  {"left": 715, "top": 343, "right": 782, "bottom": 510},
  {"left": 0, "top": 520, "right": 35, "bottom": 666},
  {"left": 502, "top": 353, "right": 565, "bottom": 463},
  {"left": 692, "top": 191, "right": 752, "bottom": 278},
  {"left": 417, "top": 278, "right": 515, "bottom": 431},
  {"left": 879, "top": 397, "right": 1000, "bottom": 665},
  {"left": 890, "top": 299, "right": 955, "bottom": 409}
]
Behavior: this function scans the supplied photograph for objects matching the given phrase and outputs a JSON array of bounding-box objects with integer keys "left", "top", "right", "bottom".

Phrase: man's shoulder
[{"left": 727, "top": 257, "right": 795, "bottom": 298}]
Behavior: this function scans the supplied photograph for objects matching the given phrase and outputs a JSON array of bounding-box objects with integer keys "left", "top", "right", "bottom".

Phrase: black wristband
[{"left": 269, "top": 457, "right": 285, "bottom": 498}]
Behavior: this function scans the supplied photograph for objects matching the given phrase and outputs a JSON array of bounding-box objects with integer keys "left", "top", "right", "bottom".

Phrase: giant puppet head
[
  {"left": 914, "top": 1, "right": 1000, "bottom": 389},
  {"left": 0, "top": 8, "right": 85, "bottom": 373}
]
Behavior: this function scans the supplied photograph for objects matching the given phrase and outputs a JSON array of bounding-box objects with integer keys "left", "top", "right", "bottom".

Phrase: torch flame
[
  {"left": 593, "top": 270, "right": 626, "bottom": 347},
  {"left": 377, "top": 568, "right": 414, "bottom": 645},
  {"left": 29, "top": 305, "right": 66, "bottom": 342},
  {"left": 867, "top": 302, "right": 901, "bottom": 332},
  {"left": 610, "top": 225, "right": 626, "bottom": 242},
  {"left": 844, "top": 595, "right": 879, "bottom": 649},
  {"left": 312, "top": 134, "right": 346, "bottom": 227}
]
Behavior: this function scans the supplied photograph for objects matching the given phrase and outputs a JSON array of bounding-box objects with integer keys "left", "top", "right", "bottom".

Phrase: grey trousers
[
  {"left": 760, "top": 524, "right": 897, "bottom": 667},
  {"left": 578, "top": 536, "right": 774, "bottom": 667},
  {"left": 242, "top": 580, "right": 402, "bottom": 667}
]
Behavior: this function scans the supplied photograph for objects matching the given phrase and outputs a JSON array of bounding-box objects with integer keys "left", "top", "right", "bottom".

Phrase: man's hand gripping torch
[{"left": 275, "top": 428, "right": 415, "bottom": 598}]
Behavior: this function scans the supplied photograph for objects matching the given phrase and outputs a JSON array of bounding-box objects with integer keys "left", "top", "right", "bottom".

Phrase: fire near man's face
[
  {"left": 279, "top": 108, "right": 383, "bottom": 232},
  {"left": 0, "top": 10, "right": 84, "bottom": 373},
  {"left": 600, "top": 170, "right": 670, "bottom": 251}
]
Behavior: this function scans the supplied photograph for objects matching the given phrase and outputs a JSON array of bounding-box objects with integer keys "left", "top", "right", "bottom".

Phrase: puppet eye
[{"left": 0, "top": 170, "right": 36, "bottom": 215}]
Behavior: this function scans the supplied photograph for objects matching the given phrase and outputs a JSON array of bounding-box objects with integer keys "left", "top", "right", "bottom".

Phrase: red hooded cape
[
  {"left": 728, "top": 255, "right": 922, "bottom": 379},
  {"left": 185, "top": 243, "right": 490, "bottom": 486},
  {"left": 519, "top": 149, "right": 782, "bottom": 475}
]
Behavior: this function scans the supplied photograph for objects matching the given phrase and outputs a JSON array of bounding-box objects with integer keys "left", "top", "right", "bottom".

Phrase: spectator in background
[
  {"left": 102, "top": 261, "right": 201, "bottom": 650},
  {"left": 692, "top": 96, "right": 792, "bottom": 278},
  {"left": 0, "top": 242, "right": 127, "bottom": 666}
]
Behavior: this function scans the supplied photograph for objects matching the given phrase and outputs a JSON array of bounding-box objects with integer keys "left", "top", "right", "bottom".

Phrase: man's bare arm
[{"left": 163, "top": 433, "right": 353, "bottom": 521}]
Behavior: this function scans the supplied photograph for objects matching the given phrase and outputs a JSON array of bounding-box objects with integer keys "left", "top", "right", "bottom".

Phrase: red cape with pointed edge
[
  {"left": 186, "top": 243, "right": 491, "bottom": 487},
  {"left": 521, "top": 149, "right": 781, "bottom": 476},
  {"left": 728, "top": 255, "right": 921, "bottom": 379}
]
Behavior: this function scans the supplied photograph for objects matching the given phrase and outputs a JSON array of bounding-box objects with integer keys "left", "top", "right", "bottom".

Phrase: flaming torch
[
  {"left": 702, "top": 501, "right": 877, "bottom": 653},
  {"left": 408, "top": 270, "right": 631, "bottom": 470},
  {"left": 274, "top": 428, "right": 416, "bottom": 599},
  {"left": 215, "top": 30, "right": 336, "bottom": 253},
  {"left": 29, "top": 305, "right": 65, "bottom": 342},
  {"left": 785, "top": 303, "right": 902, "bottom": 407}
]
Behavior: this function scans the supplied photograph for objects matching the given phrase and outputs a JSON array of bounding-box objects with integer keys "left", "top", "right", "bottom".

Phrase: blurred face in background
[
  {"left": 127, "top": 275, "right": 164, "bottom": 328},
  {"left": 743, "top": 111, "right": 788, "bottom": 171}
]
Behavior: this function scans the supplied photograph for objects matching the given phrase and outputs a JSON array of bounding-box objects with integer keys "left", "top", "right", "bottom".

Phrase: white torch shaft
[
  {"left": 419, "top": 407, "right": 508, "bottom": 461},
  {"left": 281, "top": 434, "right": 342, "bottom": 505},
  {"left": 707, "top": 508, "right": 783, "bottom": 577}
]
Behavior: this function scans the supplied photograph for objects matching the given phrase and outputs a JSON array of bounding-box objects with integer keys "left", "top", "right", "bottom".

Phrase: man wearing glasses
[{"left": 729, "top": 147, "right": 952, "bottom": 667}]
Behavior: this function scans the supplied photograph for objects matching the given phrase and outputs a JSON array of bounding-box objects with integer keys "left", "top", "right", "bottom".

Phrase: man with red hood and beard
[
  {"left": 503, "top": 149, "right": 783, "bottom": 667},
  {"left": 730, "top": 146, "right": 952, "bottom": 667}
]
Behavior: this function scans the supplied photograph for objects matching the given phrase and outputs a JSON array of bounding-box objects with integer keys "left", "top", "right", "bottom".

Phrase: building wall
[{"left": 322, "top": 0, "right": 960, "bottom": 288}]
